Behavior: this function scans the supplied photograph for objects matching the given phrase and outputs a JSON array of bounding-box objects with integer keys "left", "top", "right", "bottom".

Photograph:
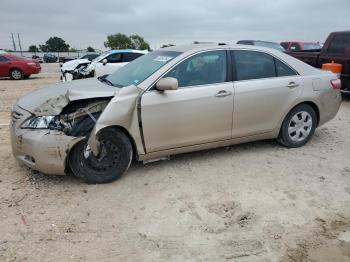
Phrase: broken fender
[{"left": 88, "top": 85, "right": 145, "bottom": 156}]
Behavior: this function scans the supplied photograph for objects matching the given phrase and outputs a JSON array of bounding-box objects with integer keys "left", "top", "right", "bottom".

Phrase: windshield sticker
[{"left": 153, "top": 56, "right": 173, "bottom": 62}]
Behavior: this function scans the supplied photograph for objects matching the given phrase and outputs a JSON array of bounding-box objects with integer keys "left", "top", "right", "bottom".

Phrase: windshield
[
  {"left": 302, "top": 43, "right": 322, "bottom": 50},
  {"left": 106, "top": 50, "right": 181, "bottom": 87},
  {"left": 255, "top": 41, "right": 285, "bottom": 51}
]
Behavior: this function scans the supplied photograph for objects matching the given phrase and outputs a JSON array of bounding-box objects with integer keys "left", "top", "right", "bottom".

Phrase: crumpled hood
[
  {"left": 61, "top": 59, "right": 91, "bottom": 72},
  {"left": 16, "top": 78, "right": 120, "bottom": 115}
]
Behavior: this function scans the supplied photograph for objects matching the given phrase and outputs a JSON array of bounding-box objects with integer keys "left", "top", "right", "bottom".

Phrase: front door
[
  {"left": 141, "top": 50, "right": 234, "bottom": 153},
  {"left": 0, "top": 56, "right": 11, "bottom": 77}
]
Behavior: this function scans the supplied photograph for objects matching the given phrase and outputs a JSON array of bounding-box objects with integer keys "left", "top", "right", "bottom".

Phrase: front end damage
[
  {"left": 10, "top": 96, "right": 113, "bottom": 175},
  {"left": 61, "top": 65, "right": 94, "bottom": 82},
  {"left": 10, "top": 83, "right": 144, "bottom": 176},
  {"left": 60, "top": 60, "right": 94, "bottom": 82}
]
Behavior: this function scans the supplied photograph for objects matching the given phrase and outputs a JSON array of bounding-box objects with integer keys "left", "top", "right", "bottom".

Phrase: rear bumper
[
  {"left": 25, "top": 67, "right": 41, "bottom": 75},
  {"left": 318, "top": 90, "right": 342, "bottom": 126}
]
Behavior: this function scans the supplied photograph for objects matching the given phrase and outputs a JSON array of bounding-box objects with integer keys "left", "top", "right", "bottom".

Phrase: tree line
[{"left": 28, "top": 33, "right": 151, "bottom": 53}]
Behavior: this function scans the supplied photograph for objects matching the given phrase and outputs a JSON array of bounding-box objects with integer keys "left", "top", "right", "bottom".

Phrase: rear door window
[
  {"left": 232, "top": 50, "right": 297, "bottom": 80},
  {"left": 233, "top": 50, "right": 276, "bottom": 81},
  {"left": 327, "top": 34, "right": 350, "bottom": 54}
]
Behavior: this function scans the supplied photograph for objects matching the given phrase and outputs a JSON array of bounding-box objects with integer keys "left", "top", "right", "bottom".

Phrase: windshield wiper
[{"left": 98, "top": 74, "right": 114, "bottom": 86}]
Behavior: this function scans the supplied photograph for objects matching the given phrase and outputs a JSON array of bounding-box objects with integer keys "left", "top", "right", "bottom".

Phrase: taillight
[{"left": 330, "top": 79, "right": 341, "bottom": 90}]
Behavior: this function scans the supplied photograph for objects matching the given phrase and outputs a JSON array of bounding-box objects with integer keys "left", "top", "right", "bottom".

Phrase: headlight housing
[{"left": 21, "top": 116, "right": 56, "bottom": 129}]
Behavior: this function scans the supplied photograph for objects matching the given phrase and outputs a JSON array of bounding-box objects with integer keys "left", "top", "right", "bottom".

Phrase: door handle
[
  {"left": 215, "top": 90, "right": 232, "bottom": 98},
  {"left": 286, "top": 82, "right": 299, "bottom": 89}
]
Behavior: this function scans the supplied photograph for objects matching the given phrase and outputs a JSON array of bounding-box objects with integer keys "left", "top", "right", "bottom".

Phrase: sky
[{"left": 0, "top": 0, "right": 349, "bottom": 51}]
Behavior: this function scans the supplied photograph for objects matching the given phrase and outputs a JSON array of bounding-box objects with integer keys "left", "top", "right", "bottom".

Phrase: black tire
[
  {"left": 69, "top": 128, "right": 133, "bottom": 184},
  {"left": 277, "top": 104, "right": 317, "bottom": 148},
  {"left": 9, "top": 68, "right": 23, "bottom": 80}
]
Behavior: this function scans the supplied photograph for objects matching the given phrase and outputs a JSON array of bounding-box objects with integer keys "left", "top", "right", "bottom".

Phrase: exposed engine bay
[{"left": 45, "top": 98, "right": 111, "bottom": 136}]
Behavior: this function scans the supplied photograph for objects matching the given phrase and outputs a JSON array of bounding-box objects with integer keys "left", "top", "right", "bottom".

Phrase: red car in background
[
  {"left": 0, "top": 53, "right": 41, "bottom": 80},
  {"left": 280, "top": 41, "right": 322, "bottom": 51}
]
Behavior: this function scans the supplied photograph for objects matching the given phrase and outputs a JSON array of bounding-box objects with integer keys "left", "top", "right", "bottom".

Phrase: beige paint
[{"left": 10, "top": 44, "right": 342, "bottom": 175}]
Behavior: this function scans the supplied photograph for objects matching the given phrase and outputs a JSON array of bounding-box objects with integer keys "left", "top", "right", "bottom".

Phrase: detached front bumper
[
  {"left": 10, "top": 106, "right": 83, "bottom": 175},
  {"left": 60, "top": 70, "right": 74, "bottom": 82},
  {"left": 60, "top": 68, "right": 94, "bottom": 82}
]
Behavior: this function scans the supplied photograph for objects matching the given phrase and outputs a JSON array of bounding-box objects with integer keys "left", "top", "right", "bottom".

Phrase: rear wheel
[
  {"left": 69, "top": 128, "right": 133, "bottom": 184},
  {"left": 10, "top": 69, "right": 23, "bottom": 80},
  {"left": 277, "top": 104, "right": 317, "bottom": 148}
]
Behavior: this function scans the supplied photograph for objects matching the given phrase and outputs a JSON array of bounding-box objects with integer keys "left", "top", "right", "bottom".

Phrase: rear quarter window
[
  {"left": 233, "top": 50, "right": 276, "bottom": 81},
  {"left": 275, "top": 59, "right": 297, "bottom": 77}
]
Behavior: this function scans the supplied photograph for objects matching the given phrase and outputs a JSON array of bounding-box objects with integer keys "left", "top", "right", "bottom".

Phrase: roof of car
[
  {"left": 161, "top": 44, "right": 284, "bottom": 53},
  {"left": 281, "top": 41, "right": 321, "bottom": 44},
  {"left": 109, "top": 49, "right": 148, "bottom": 54},
  {"left": 238, "top": 40, "right": 277, "bottom": 44}
]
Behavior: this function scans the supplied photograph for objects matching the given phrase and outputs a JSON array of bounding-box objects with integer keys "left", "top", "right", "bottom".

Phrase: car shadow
[
  {"left": 23, "top": 139, "right": 280, "bottom": 186},
  {"left": 0, "top": 77, "right": 43, "bottom": 81},
  {"left": 129, "top": 139, "right": 282, "bottom": 173}
]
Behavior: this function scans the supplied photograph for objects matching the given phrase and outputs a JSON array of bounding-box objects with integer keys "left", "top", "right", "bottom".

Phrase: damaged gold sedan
[{"left": 10, "top": 45, "right": 341, "bottom": 183}]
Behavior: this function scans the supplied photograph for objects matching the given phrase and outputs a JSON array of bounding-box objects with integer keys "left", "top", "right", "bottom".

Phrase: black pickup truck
[{"left": 287, "top": 31, "right": 350, "bottom": 93}]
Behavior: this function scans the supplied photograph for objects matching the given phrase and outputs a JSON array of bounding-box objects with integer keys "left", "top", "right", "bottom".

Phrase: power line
[
  {"left": 17, "top": 33, "right": 23, "bottom": 55},
  {"left": 11, "top": 33, "right": 16, "bottom": 51}
]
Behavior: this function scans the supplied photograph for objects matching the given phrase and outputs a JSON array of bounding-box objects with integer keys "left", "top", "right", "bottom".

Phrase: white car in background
[{"left": 61, "top": 49, "right": 148, "bottom": 82}]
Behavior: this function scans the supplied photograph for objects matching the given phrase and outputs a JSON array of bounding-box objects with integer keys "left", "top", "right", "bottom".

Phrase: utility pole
[
  {"left": 11, "top": 33, "right": 17, "bottom": 51},
  {"left": 17, "top": 33, "right": 23, "bottom": 56}
]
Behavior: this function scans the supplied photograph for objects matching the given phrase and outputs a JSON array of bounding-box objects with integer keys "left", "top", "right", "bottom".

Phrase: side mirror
[
  {"left": 156, "top": 77, "right": 178, "bottom": 91},
  {"left": 102, "top": 59, "right": 107, "bottom": 65}
]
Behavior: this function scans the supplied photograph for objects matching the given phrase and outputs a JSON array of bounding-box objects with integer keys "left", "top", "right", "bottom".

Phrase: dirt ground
[{"left": 0, "top": 64, "right": 350, "bottom": 262}]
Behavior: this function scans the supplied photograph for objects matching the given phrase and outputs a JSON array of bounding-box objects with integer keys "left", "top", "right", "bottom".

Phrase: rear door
[
  {"left": 141, "top": 50, "right": 234, "bottom": 152},
  {"left": 0, "top": 55, "right": 11, "bottom": 77},
  {"left": 231, "top": 50, "right": 302, "bottom": 137}
]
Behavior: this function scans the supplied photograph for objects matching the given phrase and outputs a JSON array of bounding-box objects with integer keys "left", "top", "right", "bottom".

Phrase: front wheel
[
  {"left": 277, "top": 104, "right": 317, "bottom": 148},
  {"left": 69, "top": 129, "right": 133, "bottom": 184}
]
